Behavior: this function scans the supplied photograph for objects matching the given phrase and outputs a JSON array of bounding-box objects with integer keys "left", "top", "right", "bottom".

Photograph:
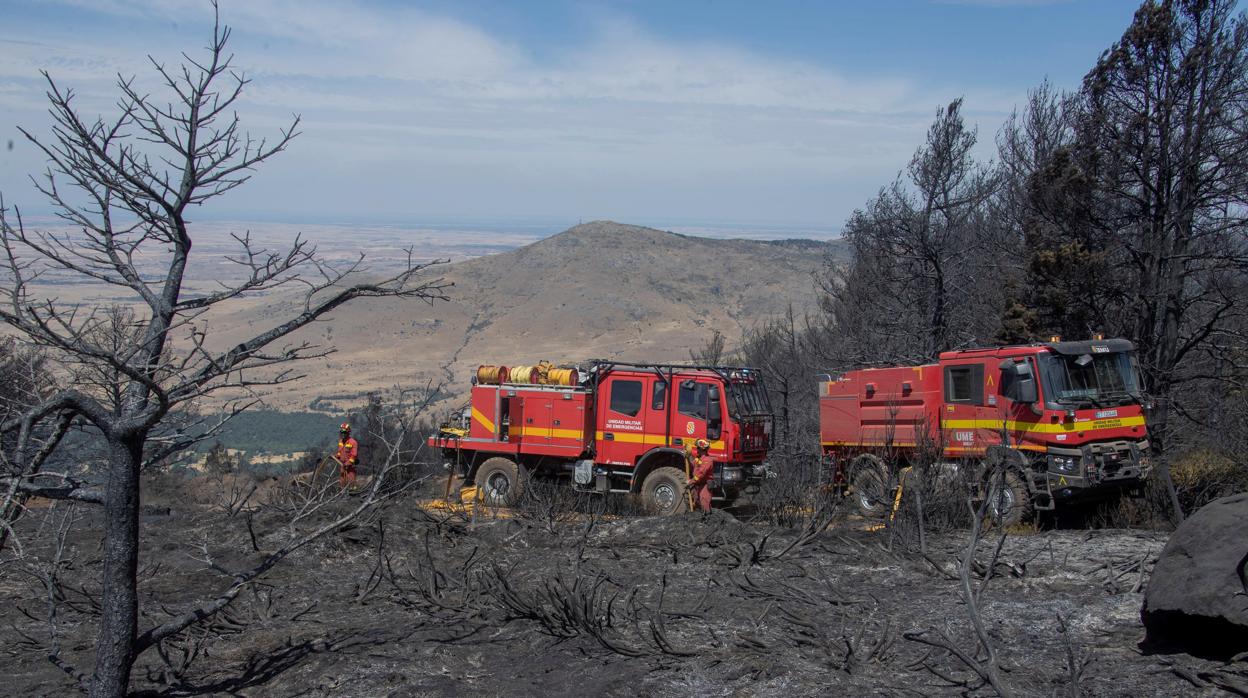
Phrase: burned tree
[
  {"left": 994, "top": 80, "right": 1114, "bottom": 343},
  {"left": 827, "top": 99, "right": 1002, "bottom": 364},
  {"left": 0, "top": 337, "right": 62, "bottom": 551},
  {"left": 1079, "top": 0, "right": 1248, "bottom": 459},
  {"left": 0, "top": 8, "right": 447, "bottom": 697},
  {"left": 986, "top": 0, "right": 1248, "bottom": 521},
  {"left": 1006, "top": 1, "right": 1248, "bottom": 460}
]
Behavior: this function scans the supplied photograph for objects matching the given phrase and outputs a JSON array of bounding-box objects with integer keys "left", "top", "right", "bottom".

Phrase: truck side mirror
[
  {"left": 707, "top": 386, "right": 722, "bottom": 440},
  {"left": 999, "top": 359, "right": 1038, "bottom": 405},
  {"left": 1015, "top": 376, "right": 1038, "bottom": 405}
]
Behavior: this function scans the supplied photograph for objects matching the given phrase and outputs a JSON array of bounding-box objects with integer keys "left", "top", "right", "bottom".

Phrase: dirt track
[{"left": 2, "top": 477, "right": 1244, "bottom": 697}]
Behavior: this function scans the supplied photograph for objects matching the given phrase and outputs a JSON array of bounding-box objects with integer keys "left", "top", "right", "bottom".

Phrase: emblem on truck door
[{"left": 686, "top": 421, "right": 695, "bottom": 435}]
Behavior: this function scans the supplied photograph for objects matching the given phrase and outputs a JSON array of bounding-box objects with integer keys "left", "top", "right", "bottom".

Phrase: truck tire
[
  {"left": 641, "top": 467, "right": 689, "bottom": 516},
  {"left": 850, "top": 455, "right": 892, "bottom": 518},
  {"left": 986, "top": 469, "right": 1033, "bottom": 527},
  {"left": 475, "top": 457, "right": 525, "bottom": 507}
]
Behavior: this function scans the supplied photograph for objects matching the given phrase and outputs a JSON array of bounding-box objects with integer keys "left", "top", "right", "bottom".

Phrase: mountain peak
[
  {"left": 545, "top": 220, "right": 678, "bottom": 244},
  {"left": 216, "top": 220, "right": 839, "bottom": 411}
]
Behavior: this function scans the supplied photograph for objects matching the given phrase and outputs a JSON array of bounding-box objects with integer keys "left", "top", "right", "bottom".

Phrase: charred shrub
[
  {"left": 505, "top": 476, "right": 643, "bottom": 528},
  {"left": 1078, "top": 469, "right": 1171, "bottom": 529},
  {"left": 893, "top": 459, "right": 974, "bottom": 536},
  {"left": 293, "top": 447, "right": 328, "bottom": 474},
  {"left": 748, "top": 451, "right": 832, "bottom": 528},
  {"left": 204, "top": 442, "right": 235, "bottom": 475},
  {"left": 513, "top": 477, "right": 600, "bottom": 530},
  {"left": 350, "top": 396, "right": 440, "bottom": 491}
]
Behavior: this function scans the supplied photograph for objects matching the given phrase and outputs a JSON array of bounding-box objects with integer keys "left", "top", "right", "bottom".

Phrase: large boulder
[{"left": 1142, "top": 492, "right": 1248, "bottom": 659}]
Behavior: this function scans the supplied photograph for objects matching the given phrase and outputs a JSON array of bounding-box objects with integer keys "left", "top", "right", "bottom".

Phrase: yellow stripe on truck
[
  {"left": 471, "top": 407, "right": 495, "bottom": 434},
  {"left": 822, "top": 440, "right": 917, "bottom": 447},
  {"left": 941, "top": 416, "right": 1146, "bottom": 434},
  {"left": 596, "top": 431, "right": 726, "bottom": 450},
  {"left": 514, "top": 426, "right": 586, "bottom": 440}
]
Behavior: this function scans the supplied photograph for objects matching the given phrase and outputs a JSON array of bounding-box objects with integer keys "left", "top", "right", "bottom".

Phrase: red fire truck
[
  {"left": 429, "top": 361, "right": 773, "bottom": 513},
  {"left": 820, "top": 338, "right": 1152, "bottom": 524}
]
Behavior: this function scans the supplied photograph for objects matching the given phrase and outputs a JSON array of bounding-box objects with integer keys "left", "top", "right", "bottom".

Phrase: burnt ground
[{"left": 2, "top": 476, "right": 1245, "bottom": 697}]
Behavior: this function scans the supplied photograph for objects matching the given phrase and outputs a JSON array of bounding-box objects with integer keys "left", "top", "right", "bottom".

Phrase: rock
[{"left": 1141, "top": 492, "right": 1248, "bottom": 659}]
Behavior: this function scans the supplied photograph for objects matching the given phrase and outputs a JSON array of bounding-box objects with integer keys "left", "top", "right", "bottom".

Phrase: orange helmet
[
  {"left": 695, "top": 438, "right": 709, "bottom": 451},
  {"left": 339, "top": 422, "right": 351, "bottom": 433}
]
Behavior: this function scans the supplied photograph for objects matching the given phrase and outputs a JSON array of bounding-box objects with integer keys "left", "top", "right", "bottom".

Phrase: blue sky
[{"left": 0, "top": 1, "right": 1157, "bottom": 232}]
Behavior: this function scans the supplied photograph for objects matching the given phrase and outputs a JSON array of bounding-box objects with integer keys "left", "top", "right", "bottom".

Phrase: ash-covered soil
[{"left": 3, "top": 477, "right": 1244, "bottom": 697}]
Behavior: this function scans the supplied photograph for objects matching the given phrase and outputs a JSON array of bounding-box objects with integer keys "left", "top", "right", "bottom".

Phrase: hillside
[{"left": 208, "top": 221, "right": 843, "bottom": 413}]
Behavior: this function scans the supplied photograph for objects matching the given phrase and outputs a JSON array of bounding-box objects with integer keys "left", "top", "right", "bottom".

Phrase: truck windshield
[
  {"left": 727, "top": 380, "right": 772, "bottom": 418},
  {"left": 1038, "top": 351, "right": 1141, "bottom": 408}
]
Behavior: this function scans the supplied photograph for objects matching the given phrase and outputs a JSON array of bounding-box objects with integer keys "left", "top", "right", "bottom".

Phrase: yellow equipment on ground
[{"left": 865, "top": 466, "right": 911, "bottom": 532}]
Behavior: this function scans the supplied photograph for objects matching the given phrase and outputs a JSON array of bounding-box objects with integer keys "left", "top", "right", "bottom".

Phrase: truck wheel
[
  {"left": 641, "top": 467, "right": 689, "bottom": 516},
  {"left": 475, "top": 457, "right": 525, "bottom": 506},
  {"left": 850, "top": 456, "right": 892, "bottom": 518},
  {"left": 986, "top": 470, "right": 1033, "bottom": 527}
]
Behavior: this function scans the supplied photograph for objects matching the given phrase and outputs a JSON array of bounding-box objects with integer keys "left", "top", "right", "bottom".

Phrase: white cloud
[
  {"left": 4, "top": 1, "right": 959, "bottom": 117},
  {"left": 84, "top": 2, "right": 917, "bottom": 110},
  {"left": 1, "top": 0, "right": 1023, "bottom": 225}
]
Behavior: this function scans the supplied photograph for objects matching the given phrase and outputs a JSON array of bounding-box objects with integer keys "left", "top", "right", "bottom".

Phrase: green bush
[{"left": 1171, "top": 449, "right": 1248, "bottom": 513}]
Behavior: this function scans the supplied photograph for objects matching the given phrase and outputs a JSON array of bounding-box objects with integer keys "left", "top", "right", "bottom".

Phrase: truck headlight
[
  {"left": 1049, "top": 455, "right": 1079, "bottom": 473},
  {"left": 721, "top": 467, "right": 743, "bottom": 482}
]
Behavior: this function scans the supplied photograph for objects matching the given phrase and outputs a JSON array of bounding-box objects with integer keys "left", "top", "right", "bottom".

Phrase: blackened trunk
[
  {"left": 88, "top": 437, "right": 142, "bottom": 698},
  {"left": 1147, "top": 390, "right": 1186, "bottom": 525},
  {"left": 931, "top": 261, "right": 946, "bottom": 359}
]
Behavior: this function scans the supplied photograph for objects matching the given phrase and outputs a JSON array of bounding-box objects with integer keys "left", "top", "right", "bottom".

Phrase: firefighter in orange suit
[
  {"left": 335, "top": 423, "right": 360, "bottom": 490},
  {"left": 685, "top": 438, "right": 715, "bottom": 511}
]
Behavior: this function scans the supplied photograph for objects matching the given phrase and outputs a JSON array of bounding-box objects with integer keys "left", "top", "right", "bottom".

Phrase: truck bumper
[
  {"left": 1044, "top": 440, "right": 1152, "bottom": 500},
  {"left": 716, "top": 463, "right": 770, "bottom": 498}
]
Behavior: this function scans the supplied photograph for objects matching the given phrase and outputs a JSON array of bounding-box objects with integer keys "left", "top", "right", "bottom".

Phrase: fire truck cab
[
  {"left": 820, "top": 338, "right": 1152, "bottom": 524},
  {"left": 430, "top": 361, "right": 773, "bottom": 514}
]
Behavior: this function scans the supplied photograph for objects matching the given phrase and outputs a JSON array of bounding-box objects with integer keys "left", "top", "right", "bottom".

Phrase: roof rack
[
  {"left": 583, "top": 359, "right": 765, "bottom": 389},
  {"left": 585, "top": 359, "right": 761, "bottom": 373}
]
